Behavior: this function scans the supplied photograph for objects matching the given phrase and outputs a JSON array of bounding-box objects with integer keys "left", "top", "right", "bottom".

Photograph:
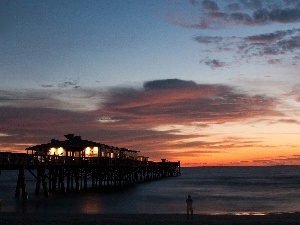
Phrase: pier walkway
[{"left": 0, "top": 135, "right": 180, "bottom": 200}]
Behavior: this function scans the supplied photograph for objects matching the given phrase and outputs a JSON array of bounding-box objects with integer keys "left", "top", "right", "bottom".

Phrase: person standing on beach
[{"left": 186, "top": 195, "right": 193, "bottom": 219}]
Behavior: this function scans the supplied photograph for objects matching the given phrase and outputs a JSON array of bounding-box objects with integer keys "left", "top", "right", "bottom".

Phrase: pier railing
[{"left": 0, "top": 152, "right": 180, "bottom": 168}]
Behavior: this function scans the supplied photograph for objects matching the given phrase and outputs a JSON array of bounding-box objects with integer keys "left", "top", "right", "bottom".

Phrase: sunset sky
[{"left": 1, "top": 0, "right": 300, "bottom": 166}]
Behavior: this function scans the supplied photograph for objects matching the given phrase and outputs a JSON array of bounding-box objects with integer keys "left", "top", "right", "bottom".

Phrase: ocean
[{"left": 0, "top": 166, "right": 300, "bottom": 215}]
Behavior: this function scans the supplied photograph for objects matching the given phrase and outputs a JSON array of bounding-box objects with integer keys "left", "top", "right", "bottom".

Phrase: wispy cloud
[
  {"left": 0, "top": 132, "right": 14, "bottom": 137},
  {"left": 200, "top": 58, "right": 228, "bottom": 69},
  {"left": 168, "top": 1, "right": 300, "bottom": 67},
  {"left": 285, "top": 84, "right": 300, "bottom": 103},
  {"left": 182, "top": 0, "right": 300, "bottom": 29},
  {"left": 194, "top": 29, "right": 300, "bottom": 67},
  {"left": 41, "top": 79, "right": 81, "bottom": 89},
  {"left": 0, "top": 89, "right": 105, "bottom": 111},
  {"left": 277, "top": 119, "right": 300, "bottom": 124}
]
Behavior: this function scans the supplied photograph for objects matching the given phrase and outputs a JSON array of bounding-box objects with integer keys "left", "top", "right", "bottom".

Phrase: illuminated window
[
  {"left": 84, "top": 147, "right": 99, "bottom": 157},
  {"left": 58, "top": 147, "right": 64, "bottom": 156},
  {"left": 49, "top": 147, "right": 56, "bottom": 155},
  {"left": 85, "top": 147, "right": 91, "bottom": 156},
  {"left": 49, "top": 147, "right": 65, "bottom": 156},
  {"left": 93, "top": 147, "right": 98, "bottom": 156}
]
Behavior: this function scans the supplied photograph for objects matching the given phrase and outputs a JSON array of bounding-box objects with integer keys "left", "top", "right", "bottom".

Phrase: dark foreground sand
[{"left": 1, "top": 212, "right": 300, "bottom": 225}]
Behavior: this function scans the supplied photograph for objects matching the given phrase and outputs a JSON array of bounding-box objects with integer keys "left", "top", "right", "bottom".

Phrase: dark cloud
[
  {"left": 176, "top": 1, "right": 300, "bottom": 67},
  {"left": 277, "top": 119, "right": 300, "bottom": 124},
  {"left": 202, "top": 0, "right": 219, "bottom": 12},
  {"left": 143, "top": 79, "right": 197, "bottom": 90},
  {"left": 268, "top": 59, "right": 282, "bottom": 64},
  {"left": 41, "top": 84, "right": 54, "bottom": 88},
  {"left": 194, "top": 36, "right": 224, "bottom": 44},
  {"left": 202, "top": 59, "right": 228, "bottom": 68},
  {"left": 277, "top": 35, "right": 300, "bottom": 51},
  {"left": 239, "top": 0, "right": 263, "bottom": 9},
  {"left": 227, "top": 3, "right": 240, "bottom": 12},
  {"left": 268, "top": 8, "right": 300, "bottom": 23},
  {"left": 173, "top": 0, "right": 300, "bottom": 29},
  {"left": 245, "top": 30, "right": 290, "bottom": 42},
  {"left": 229, "top": 1, "right": 300, "bottom": 25},
  {"left": 195, "top": 29, "right": 300, "bottom": 67},
  {"left": 230, "top": 12, "right": 252, "bottom": 24},
  {"left": 58, "top": 80, "right": 80, "bottom": 89}
]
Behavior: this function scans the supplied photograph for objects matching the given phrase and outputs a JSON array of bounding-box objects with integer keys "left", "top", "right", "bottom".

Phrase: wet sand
[{"left": 0, "top": 212, "right": 300, "bottom": 225}]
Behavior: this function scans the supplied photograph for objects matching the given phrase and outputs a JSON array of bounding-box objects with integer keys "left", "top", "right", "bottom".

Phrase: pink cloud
[{"left": 95, "top": 79, "right": 279, "bottom": 128}]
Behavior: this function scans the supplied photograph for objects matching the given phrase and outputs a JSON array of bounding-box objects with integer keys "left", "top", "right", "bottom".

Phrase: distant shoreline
[{"left": 1, "top": 212, "right": 300, "bottom": 225}]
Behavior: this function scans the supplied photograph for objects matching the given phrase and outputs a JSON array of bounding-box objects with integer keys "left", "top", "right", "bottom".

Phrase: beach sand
[{"left": 0, "top": 212, "right": 300, "bottom": 225}]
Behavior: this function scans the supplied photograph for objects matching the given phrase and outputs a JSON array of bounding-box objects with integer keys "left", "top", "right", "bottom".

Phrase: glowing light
[
  {"left": 93, "top": 147, "right": 98, "bottom": 156},
  {"left": 49, "top": 147, "right": 56, "bottom": 155},
  {"left": 48, "top": 147, "right": 65, "bottom": 156},
  {"left": 58, "top": 147, "right": 64, "bottom": 155},
  {"left": 85, "top": 147, "right": 91, "bottom": 156},
  {"left": 84, "top": 146, "right": 99, "bottom": 157}
]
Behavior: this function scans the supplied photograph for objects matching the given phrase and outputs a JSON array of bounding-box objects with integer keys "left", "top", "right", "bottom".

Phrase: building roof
[{"left": 25, "top": 134, "right": 138, "bottom": 153}]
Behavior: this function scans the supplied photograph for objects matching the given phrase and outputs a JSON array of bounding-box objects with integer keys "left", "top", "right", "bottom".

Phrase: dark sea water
[{"left": 0, "top": 166, "right": 300, "bottom": 215}]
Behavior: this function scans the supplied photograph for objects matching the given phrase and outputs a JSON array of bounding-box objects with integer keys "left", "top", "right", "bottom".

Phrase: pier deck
[{"left": 0, "top": 151, "right": 180, "bottom": 200}]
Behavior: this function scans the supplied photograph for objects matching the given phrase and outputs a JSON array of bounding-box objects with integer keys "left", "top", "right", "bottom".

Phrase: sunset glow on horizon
[{"left": 1, "top": 0, "right": 300, "bottom": 166}]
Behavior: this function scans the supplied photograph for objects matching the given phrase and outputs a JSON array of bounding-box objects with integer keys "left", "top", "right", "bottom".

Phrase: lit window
[
  {"left": 85, "top": 147, "right": 91, "bottom": 156},
  {"left": 58, "top": 147, "right": 64, "bottom": 156},
  {"left": 49, "top": 147, "right": 56, "bottom": 155},
  {"left": 93, "top": 147, "right": 98, "bottom": 156}
]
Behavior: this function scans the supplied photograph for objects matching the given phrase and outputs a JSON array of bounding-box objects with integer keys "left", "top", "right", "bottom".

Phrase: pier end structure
[{"left": 26, "top": 133, "right": 144, "bottom": 161}]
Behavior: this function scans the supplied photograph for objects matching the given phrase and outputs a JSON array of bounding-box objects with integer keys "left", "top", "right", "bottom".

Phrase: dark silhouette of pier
[{"left": 0, "top": 134, "right": 180, "bottom": 200}]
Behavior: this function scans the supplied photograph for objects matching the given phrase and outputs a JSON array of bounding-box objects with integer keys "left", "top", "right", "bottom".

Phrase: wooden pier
[{"left": 0, "top": 134, "right": 180, "bottom": 200}]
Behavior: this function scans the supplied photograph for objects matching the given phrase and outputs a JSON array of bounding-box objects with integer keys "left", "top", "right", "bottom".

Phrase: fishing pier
[{"left": 0, "top": 134, "right": 180, "bottom": 200}]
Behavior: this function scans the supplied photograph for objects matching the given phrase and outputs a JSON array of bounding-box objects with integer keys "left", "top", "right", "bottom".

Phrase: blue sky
[
  {"left": 1, "top": 0, "right": 300, "bottom": 166},
  {"left": 1, "top": 1, "right": 202, "bottom": 89}
]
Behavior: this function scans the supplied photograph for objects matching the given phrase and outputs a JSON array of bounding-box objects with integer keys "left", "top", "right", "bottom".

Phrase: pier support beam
[
  {"left": 42, "top": 168, "right": 49, "bottom": 197},
  {"left": 35, "top": 167, "right": 49, "bottom": 197},
  {"left": 59, "top": 167, "right": 65, "bottom": 193},
  {"left": 15, "top": 167, "right": 28, "bottom": 201}
]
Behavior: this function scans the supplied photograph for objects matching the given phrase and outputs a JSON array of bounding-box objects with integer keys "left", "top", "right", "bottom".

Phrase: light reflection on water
[{"left": 79, "top": 196, "right": 103, "bottom": 214}]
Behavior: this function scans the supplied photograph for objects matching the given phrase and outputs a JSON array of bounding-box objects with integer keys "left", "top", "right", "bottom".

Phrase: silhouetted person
[{"left": 186, "top": 195, "right": 193, "bottom": 219}]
